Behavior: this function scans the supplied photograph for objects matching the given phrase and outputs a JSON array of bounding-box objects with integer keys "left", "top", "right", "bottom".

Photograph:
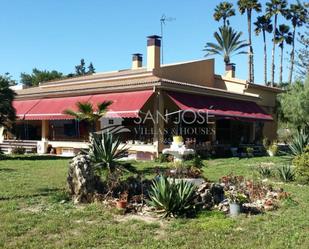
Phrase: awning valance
[
  {"left": 167, "top": 91, "right": 273, "bottom": 121},
  {"left": 13, "top": 90, "right": 153, "bottom": 120}
]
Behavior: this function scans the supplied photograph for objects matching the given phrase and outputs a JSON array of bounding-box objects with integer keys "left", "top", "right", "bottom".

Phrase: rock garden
[{"left": 67, "top": 132, "right": 295, "bottom": 219}]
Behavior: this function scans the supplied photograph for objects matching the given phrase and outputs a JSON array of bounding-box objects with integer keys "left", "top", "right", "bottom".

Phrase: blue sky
[{"left": 0, "top": 0, "right": 304, "bottom": 84}]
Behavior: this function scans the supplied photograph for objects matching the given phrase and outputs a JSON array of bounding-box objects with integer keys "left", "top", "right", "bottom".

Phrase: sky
[{"left": 0, "top": 0, "right": 305, "bottom": 84}]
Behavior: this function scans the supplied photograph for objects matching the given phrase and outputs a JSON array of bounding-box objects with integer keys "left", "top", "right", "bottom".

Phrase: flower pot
[
  {"left": 116, "top": 200, "right": 127, "bottom": 209},
  {"left": 229, "top": 203, "right": 241, "bottom": 217}
]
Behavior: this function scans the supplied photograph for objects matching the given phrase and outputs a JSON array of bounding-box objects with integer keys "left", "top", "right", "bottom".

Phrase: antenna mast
[{"left": 160, "top": 14, "right": 175, "bottom": 64}]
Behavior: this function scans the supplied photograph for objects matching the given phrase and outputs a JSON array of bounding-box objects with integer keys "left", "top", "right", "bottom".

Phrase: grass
[{"left": 0, "top": 155, "right": 309, "bottom": 248}]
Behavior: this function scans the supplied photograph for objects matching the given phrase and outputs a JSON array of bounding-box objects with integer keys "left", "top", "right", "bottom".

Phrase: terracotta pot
[{"left": 116, "top": 200, "right": 127, "bottom": 209}]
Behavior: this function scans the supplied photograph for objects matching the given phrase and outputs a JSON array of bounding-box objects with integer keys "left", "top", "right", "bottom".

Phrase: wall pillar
[
  {"left": 0, "top": 126, "right": 4, "bottom": 143},
  {"left": 41, "top": 120, "right": 49, "bottom": 141},
  {"left": 37, "top": 120, "right": 49, "bottom": 154},
  {"left": 250, "top": 122, "right": 256, "bottom": 143},
  {"left": 153, "top": 90, "right": 165, "bottom": 157}
]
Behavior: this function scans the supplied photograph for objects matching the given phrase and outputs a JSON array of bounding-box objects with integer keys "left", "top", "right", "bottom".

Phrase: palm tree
[
  {"left": 286, "top": 1, "right": 308, "bottom": 84},
  {"left": 0, "top": 75, "right": 16, "bottom": 130},
  {"left": 237, "top": 0, "right": 262, "bottom": 83},
  {"left": 64, "top": 101, "right": 112, "bottom": 134},
  {"left": 274, "top": 24, "right": 293, "bottom": 84},
  {"left": 266, "top": 0, "right": 288, "bottom": 86},
  {"left": 254, "top": 16, "right": 273, "bottom": 85},
  {"left": 204, "top": 26, "right": 248, "bottom": 67},
  {"left": 213, "top": 2, "right": 236, "bottom": 27}
]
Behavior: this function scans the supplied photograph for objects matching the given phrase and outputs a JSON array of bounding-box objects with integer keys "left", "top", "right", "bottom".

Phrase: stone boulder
[
  {"left": 67, "top": 154, "right": 96, "bottom": 204},
  {"left": 196, "top": 182, "right": 224, "bottom": 209}
]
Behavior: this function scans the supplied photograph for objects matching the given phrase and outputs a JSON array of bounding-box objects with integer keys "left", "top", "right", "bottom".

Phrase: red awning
[
  {"left": 13, "top": 90, "right": 153, "bottom": 120},
  {"left": 167, "top": 91, "right": 273, "bottom": 121},
  {"left": 23, "top": 95, "right": 92, "bottom": 120},
  {"left": 89, "top": 90, "right": 153, "bottom": 118},
  {"left": 13, "top": 99, "right": 41, "bottom": 119}
]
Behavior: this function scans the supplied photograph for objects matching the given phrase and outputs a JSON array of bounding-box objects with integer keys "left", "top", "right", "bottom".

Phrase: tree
[
  {"left": 204, "top": 26, "right": 248, "bottom": 66},
  {"left": 75, "top": 59, "right": 96, "bottom": 76},
  {"left": 254, "top": 15, "right": 273, "bottom": 85},
  {"left": 213, "top": 2, "right": 235, "bottom": 27},
  {"left": 237, "top": 0, "right": 262, "bottom": 83},
  {"left": 275, "top": 24, "right": 293, "bottom": 84},
  {"left": 63, "top": 101, "right": 112, "bottom": 133},
  {"left": 88, "top": 63, "right": 96, "bottom": 74},
  {"left": 20, "top": 68, "right": 63, "bottom": 87},
  {"left": 278, "top": 77, "right": 309, "bottom": 130},
  {"left": 286, "top": 0, "right": 308, "bottom": 84},
  {"left": 75, "top": 59, "right": 86, "bottom": 76},
  {"left": 295, "top": 24, "right": 309, "bottom": 78},
  {"left": 0, "top": 75, "right": 16, "bottom": 129},
  {"left": 266, "top": 0, "right": 288, "bottom": 86}
]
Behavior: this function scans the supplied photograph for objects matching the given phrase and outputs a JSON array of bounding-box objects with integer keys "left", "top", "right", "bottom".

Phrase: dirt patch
[{"left": 116, "top": 213, "right": 166, "bottom": 227}]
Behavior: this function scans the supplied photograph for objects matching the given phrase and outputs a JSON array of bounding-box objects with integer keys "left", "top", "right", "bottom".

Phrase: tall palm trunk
[
  {"left": 279, "top": 43, "right": 284, "bottom": 84},
  {"left": 271, "top": 14, "right": 278, "bottom": 87},
  {"left": 248, "top": 10, "right": 254, "bottom": 83},
  {"left": 263, "top": 30, "right": 267, "bottom": 85},
  {"left": 247, "top": 10, "right": 252, "bottom": 83},
  {"left": 288, "top": 25, "right": 296, "bottom": 84}
]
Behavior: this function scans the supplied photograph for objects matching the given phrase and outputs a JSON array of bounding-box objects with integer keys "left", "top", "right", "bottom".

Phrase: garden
[{"left": 0, "top": 129, "right": 308, "bottom": 249}]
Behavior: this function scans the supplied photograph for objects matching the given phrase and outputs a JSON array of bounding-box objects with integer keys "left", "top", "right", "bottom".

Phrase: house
[{"left": 0, "top": 35, "right": 281, "bottom": 158}]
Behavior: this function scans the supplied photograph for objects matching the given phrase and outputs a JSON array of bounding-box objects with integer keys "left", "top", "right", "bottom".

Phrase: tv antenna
[{"left": 160, "top": 14, "right": 176, "bottom": 64}]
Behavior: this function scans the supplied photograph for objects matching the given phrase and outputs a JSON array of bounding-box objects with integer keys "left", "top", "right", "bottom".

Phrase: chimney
[
  {"left": 132, "top": 53, "right": 143, "bottom": 69},
  {"left": 225, "top": 63, "right": 235, "bottom": 78},
  {"left": 147, "top": 35, "right": 161, "bottom": 71}
]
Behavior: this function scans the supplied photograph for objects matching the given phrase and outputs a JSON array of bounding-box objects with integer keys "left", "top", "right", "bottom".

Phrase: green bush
[
  {"left": 11, "top": 146, "right": 26, "bottom": 155},
  {"left": 156, "top": 153, "right": 169, "bottom": 163},
  {"left": 293, "top": 147, "right": 309, "bottom": 184},
  {"left": 277, "top": 165, "right": 295, "bottom": 182},
  {"left": 268, "top": 143, "right": 278, "bottom": 156},
  {"left": 147, "top": 176, "right": 197, "bottom": 218},
  {"left": 191, "top": 154, "right": 205, "bottom": 168}
]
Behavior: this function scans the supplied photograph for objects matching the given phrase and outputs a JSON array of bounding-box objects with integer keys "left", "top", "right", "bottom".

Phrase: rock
[
  {"left": 196, "top": 182, "right": 224, "bottom": 209},
  {"left": 67, "top": 154, "right": 96, "bottom": 204},
  {"left": 217, "top": 199, "right": 229, "bottom": 213}
]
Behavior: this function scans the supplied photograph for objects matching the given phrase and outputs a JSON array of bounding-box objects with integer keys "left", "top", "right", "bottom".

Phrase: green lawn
[{"left": 0, "top": 155, "right": 308, "bottom": 249}]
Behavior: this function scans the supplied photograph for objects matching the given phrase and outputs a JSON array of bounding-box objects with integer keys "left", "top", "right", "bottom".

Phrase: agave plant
[
  {"left": 147, "top": 176, "right": 197, "bottom": 218},
  {"left": 277, "top": 165, "right": 295, "bottom": 182},
  {"left": 257, "top": 165, "right": 272, "bottom": 178},
  {"left": 89, "top": 131, "right": 128, "bottom": 174},
  {"left": 288, "top": 129, "right": 309, "bottom": 156}
]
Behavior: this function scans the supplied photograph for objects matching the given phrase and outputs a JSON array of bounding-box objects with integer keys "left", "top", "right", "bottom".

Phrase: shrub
[
  {"left": 288, "top": 129, "right": 309, "bottom": 156},
  {"left": 257, "top": 165, "right": 272, "bottom": 178},
  {"left": 0, "top": 149, "right": 6, "bottom": 160},
  {"left": 156, "top": 153, "right": 169, "bottom": 163},
  {"left": 88, "top": 131, "right": 129, "bottom": 174},
  {"left": 268, "top": 143, "right": 278, "bottom": 156},
  {"left": 11, "top": 146, "right": 26, "bottom": 155},
  {"left": 277, "top": 165, "right": 295, "bottom": 182},
  {"left": 293, "top": 146, "right": 309, "bottom": 184},
  {"left": 147, "top": 176, "right": 197, "bottom": 218},
  {"left": 191, "top": 154, "right": 205, "bottom": 168},
  {"left": 246, "top": 147, "right": 254, "bottom": 157},
  {"left": 263, "top": 137, "right": 271, "bottom": 149}
]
